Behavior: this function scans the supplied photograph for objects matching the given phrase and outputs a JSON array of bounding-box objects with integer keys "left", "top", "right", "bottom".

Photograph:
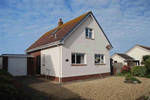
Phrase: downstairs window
[{"left": 72, "top": 53, "right": 85, "bottom": 64}]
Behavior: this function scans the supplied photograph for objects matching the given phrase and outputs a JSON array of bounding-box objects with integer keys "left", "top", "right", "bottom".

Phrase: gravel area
[{"left": 15, "top": 76, "right": 150, "bottom": 100}]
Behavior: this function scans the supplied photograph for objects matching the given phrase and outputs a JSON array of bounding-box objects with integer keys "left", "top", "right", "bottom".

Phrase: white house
[
  {"left": 111, "top": 44, "right": 150, "bottom": 66},
  {"left": 25, "top": 11, "right": 113, "bottom": 82}
]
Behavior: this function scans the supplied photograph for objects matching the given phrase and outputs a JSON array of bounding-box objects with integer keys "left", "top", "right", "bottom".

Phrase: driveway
[{"left": 15, "top": 76, "right": 150, "bottom": 100}]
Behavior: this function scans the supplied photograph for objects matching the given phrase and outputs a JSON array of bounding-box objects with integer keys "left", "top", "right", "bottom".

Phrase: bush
[
  {"left": 146, "top": 74, "right": 150, "bottom": 78},
  {"left": 0, "top": 70, "right": 13, "bottom": 78},
  {"left": 117, "top": 72, "right": 131, "bottom": 77},
  {"left": 130, "top": 77, "right": 142, "bottom": 83},
  {"left": 121, "top": 65, "right": 131, "bottom": 73},
  {"left": 0, "top": 83, "right": 18, "bottom": 100},
  {"left": 125, "top": 74, "right": 134, "bottom": 80},
  {"left": 131, "top": 66, "right": 146, "bottom": 77},
  {"left": 144, "top": 58, "right": 150, "bottom": 70},
  {"left": 142, "top": 55, "right": 150, "bottom": 62},
  {"left": 0, "top": 75, "right": 12, "bottom": 84}
]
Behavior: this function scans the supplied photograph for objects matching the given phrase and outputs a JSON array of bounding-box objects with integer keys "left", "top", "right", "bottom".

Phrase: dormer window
[
  {"left": 85, "top": 28, "right": 94, "bottom": 39},
  {"left": 55, "top": 34, "right": 58, "bottom": 38}
]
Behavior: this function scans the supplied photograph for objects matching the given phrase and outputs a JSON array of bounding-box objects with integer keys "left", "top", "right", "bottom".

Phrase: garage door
[{"left": 8, "top": 57, "right": 27, "bottom": 76}]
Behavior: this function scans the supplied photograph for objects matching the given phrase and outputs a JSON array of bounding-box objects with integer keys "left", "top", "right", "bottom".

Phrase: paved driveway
[{"left": 15, "top": 76, "right": 150, "bottom": 100}]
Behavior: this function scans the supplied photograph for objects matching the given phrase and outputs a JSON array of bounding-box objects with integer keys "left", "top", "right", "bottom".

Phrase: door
[
  {"left": 36, "top": 55, "right": 41, "bottom": 74},
  {"left": 8, "top": 57, "right": 27, "bottom": 76}
]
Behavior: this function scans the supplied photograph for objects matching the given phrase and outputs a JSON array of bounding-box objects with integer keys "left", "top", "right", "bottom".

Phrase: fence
[{"left": 112, "top": 63, "right": 123, "bottom": 75}]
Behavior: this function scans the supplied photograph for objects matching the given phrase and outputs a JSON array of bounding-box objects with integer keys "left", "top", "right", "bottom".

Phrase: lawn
[{"left": 15, "top": 76, "right": 150, "bottom": 100}]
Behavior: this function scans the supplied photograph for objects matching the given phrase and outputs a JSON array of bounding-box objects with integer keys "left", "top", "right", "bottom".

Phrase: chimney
[{"left": 58, "top": 18, "right": 63, "bottom": 26}]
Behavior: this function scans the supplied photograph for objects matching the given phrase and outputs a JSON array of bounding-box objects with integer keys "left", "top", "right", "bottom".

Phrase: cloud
[{"left": 0, "top": 0, "right": 150, "bottom": 55}]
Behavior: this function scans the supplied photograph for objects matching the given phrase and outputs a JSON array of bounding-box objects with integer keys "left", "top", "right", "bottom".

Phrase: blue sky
[{"left": 0, "top": 0, "right": 150, "bottom": 56}]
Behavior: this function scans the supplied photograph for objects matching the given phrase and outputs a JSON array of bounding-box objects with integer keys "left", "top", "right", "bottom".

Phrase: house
[
  {"left": 25, "top": 11, "right": 113, "bottom": 82},
  {"left": 111, "top": 44, "right": 150, "bottom": 66}
]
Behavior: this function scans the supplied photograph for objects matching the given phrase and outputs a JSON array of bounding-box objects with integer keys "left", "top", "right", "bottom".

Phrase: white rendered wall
[
  {"left": 111, "top": 55, "right": 126, "bottom": 65},
  {"left": 126, "top": 46, "right": 150, "bottom": 66},
  {"left": 0, "top": 57, "right": 2, "bottom": 69},
  {"left": 61, "top": 15, "right": 111, "bottom": 77},
  {"left": 41, "top": 46, "right": 61, "bottom": 77}
]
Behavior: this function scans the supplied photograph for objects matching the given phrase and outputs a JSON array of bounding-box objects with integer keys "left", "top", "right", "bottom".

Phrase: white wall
[
  {"left": 41, "top": 46, "right": 61, "bottom": 77},
  {"left": 111, "top": 55, "right": 127, "bottom": 65},
  {"left": 126, "top": 46, "right": 150, "bottom": 66},
  {"left": 0, "top": 57, "right": 2, "bottom": 69},
  {"left": 61, "top": 15, "right": 111, "bottom": 77}
]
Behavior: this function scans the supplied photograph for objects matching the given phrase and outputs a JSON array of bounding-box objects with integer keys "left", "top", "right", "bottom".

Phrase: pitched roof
[
  {"left": 137, "top": 45, "right": 150, "bottom": 51},
  {"left": 116, "top": 53, "right": 134, "bottom": 60},
  {"left": 26, "top": 12, "right": 90, "bottom": 51},
  {"left": 26, "top": 11, "right": 113, "bottom": 52}
]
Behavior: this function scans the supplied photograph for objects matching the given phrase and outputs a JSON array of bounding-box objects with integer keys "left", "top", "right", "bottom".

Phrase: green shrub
[
  {"left": 116, "top": 72, "right": 131, "bottom": 77},
  {"left": 144, "top": 58, "right": 150, "bottom": 70},
  {"left": 125, "top": 74, "right": 134, "bottom": 80},
  {"left": 146, "top": 74, "right": 150, "bottom": 78},
  {"left": 131, "top": 66, "right": 147, "bottom": 77},
  {"left": 0, "top": 83, "right": 18, "bottom": 100},
  {"left": 142, "top": 55, "right": 150, "bottom": 62},
  {"left": 0, "top": 70, "right": 13, "bottom": 78},
  {"left": 130, "top": 77, "right": 142, "bottom": 83},
  {"left": 0, "top": 75, "right": 12, "bottom": 84}
]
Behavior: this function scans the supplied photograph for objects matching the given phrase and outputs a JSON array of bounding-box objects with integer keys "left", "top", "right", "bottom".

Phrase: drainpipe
[{"left": 58, "top": 44, "right": 61, "bottom": 83}]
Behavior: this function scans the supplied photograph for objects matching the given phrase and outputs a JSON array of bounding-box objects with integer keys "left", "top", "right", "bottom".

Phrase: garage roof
[{"left": 0, "top": 54, "right": 33, "bottom": 57}]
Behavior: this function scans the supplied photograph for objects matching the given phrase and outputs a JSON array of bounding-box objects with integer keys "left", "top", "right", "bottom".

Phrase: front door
[{"left": 36, "top": 55, "right": 41, "bottom": 74}]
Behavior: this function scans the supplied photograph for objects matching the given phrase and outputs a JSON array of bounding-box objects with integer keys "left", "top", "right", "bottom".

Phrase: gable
[
  {"left": 62, "top": 14, "right": 112, "bottom": 51},
  {"left": 61, "top": 13, "right": 113, "bottom": 49},
  {"left": 111, "top": 54, "right": 125, "bottom": 60},
  {"left": 125, "top": 45, "right": 150, "bottom": 55}
]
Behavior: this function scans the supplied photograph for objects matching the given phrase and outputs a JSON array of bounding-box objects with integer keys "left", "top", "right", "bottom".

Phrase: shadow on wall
[
  {"left": 64, "top": 16, "right": 93, "bottom": 49},
  {"left": 42, "top": 54, "right": 56, "bottom": 77},
  {"left": 15, "top": 77, "right": 86, "bottom": 100}
]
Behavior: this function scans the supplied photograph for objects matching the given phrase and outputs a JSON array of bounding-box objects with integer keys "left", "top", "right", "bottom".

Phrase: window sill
[
  {"left": 85, "top": 37, "right": 95, "bottom": 40},
  {"left": 95, "top": 63, "right": 106, "bottom": 65},
  {"left": 71, "top": 64, "right": 87, "bottom": 66}
]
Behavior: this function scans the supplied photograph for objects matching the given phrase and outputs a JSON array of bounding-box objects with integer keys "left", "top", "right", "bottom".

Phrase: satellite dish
[
  {"left": 95, "top": 57, "right": 100, "bottom": 62},
  {"left": 106, "top": 45, "right": 112, "bottom": 50}
]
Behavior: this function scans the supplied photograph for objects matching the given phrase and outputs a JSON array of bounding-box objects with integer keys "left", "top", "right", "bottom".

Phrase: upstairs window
[
  {"left": 72, "top": 53, "right": 85, "bottom": 64},
  {"left": 95, "top": 54, "right": 105, "bottom": 64},
  {"left": 85, "top": 28, "right": 94, "bottom": 39}
]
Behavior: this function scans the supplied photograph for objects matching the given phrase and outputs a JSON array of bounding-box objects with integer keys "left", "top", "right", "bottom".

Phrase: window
[
  {"left": 114, "top": 61, "right": 117, "bottom": 63},
  {"left": 43, "top": 54, "right": 45, "bottom": 66},
  {"left": 85, "top": 28, "right": 94, "bottom": 39},
  {"left": 95, "top": 54, "right": 105, "bottom": 64},
  {"left": 72, "top": 53, "right": 85, "bottom": 64}
]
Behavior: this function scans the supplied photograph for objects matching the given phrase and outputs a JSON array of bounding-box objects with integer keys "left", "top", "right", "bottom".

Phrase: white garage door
[{"left": 8, "top": 57, "right": 27, "bottom": 76}]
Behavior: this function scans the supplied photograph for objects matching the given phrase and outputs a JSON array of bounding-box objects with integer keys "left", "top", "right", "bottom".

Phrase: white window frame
[
  {"left": 95, "top": 54, "right": 105, "bottom": 64},
  {"left": 71, "top": 53, "right": 85, "bottom": 64},
  {"left": 43, "top": 54, "right": 45, "bottom": 66},
  {"left": 85, "top": 27, "right": 94, "bottom": 39}
]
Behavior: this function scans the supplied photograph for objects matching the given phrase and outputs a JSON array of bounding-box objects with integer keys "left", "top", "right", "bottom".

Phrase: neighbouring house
[
  {"left": 0, "top": 54, "right": 34, "bottom": 76},
  {"left": 25, "top": 11, "right": 113, "bottom": 82},
  {"left": 111, "top": 44, "right": 150, "bottom": 66}
]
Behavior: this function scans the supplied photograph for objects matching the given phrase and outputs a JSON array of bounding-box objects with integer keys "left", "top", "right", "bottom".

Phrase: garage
[{"left": 0, "top": 54, "right": 34, "bottom": 76}]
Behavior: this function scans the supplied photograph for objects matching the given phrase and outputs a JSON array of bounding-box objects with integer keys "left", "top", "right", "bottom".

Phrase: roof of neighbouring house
[
  {"left": 26, "top": 11, "right": 113, "bottom": 52},
  {"left": 137, "top": 45, "right": 150, "bottom": 51},
  {"left": 115, "top": 53, "right": 134, "bottom": 60}
]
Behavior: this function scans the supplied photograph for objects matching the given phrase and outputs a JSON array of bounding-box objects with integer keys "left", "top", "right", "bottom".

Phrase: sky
[{"left": 0, "top": 0, "right": 150, "bottom": 56}]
